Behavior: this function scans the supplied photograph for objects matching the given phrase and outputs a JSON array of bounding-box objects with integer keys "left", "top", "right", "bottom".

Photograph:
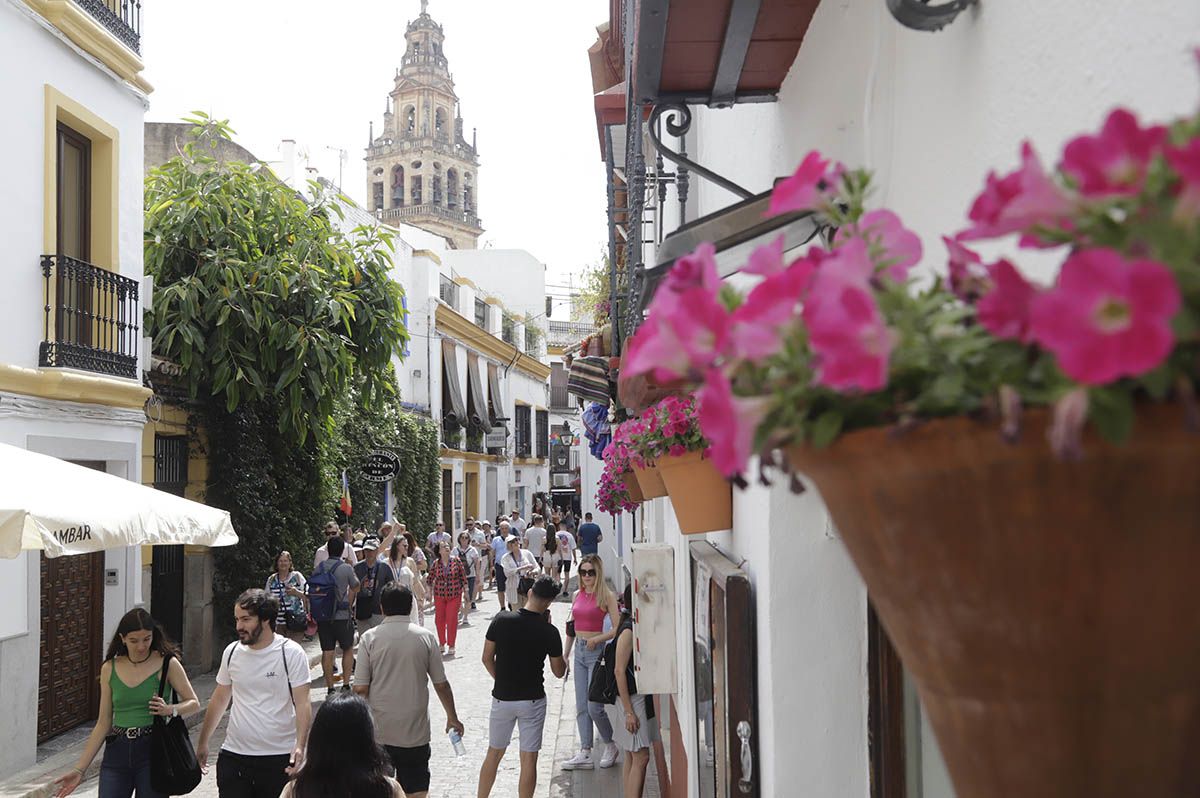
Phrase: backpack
[{"left": 307, "top": 559, "right": 344, "bottom": 623}]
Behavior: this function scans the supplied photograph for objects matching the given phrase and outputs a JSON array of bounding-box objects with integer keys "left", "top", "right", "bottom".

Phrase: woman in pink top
[{"left": 560, "top": 554, "right": 622, "bottom": 770}]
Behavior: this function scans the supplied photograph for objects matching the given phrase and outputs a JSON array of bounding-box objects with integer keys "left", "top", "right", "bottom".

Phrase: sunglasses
[{"left": 579, "top": 568, "right": 597, "bottom": 576}]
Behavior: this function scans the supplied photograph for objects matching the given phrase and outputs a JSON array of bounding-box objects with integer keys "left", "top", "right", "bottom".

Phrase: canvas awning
[
  {"left": 466, "top": 354, "right": 489, "bottom": 430},
  {"left": 441, "top": 338, "right": 468, "bottom": 426},
  {"left": 487, "top": 362, "right": 505, "bottom": 427},
  {"left": 0, "top": 443, "right": 238, "bottom": 559}
]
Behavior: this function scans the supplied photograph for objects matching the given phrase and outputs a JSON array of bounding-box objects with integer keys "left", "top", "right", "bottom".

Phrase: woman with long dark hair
[
  {"left": 53, "top": 608, "right": 199, "bottom": 797},
  {"left": 282, "top": 691, "right": 400, "bottom": 798}
]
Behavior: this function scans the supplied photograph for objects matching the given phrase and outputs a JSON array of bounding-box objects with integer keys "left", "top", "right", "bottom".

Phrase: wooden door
[{"left": 38, "top": 550, "right": 105, "bottom": 741}]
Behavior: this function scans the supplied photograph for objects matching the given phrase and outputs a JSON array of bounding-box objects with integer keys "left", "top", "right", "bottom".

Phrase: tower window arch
[
  {"left": 411, "top": 175, "right": 423, "bottom": 205},
  {"left": 404, "top": 106, "right": 416, "bottom": 135},
  {"left": 432, "top": 169, "right": 443, "bottom": 206},
  {"left": 435, "top": 109, "right": 447, "bottom": 140},
  {"left": 446, "top": 168, "right": 459, "bottom": 209},
  {"left": 463, "top": 180, "right": 474, "bottom": 215},
  {"left": 391, "top": 165, "right": 405, "bottom": 207}
]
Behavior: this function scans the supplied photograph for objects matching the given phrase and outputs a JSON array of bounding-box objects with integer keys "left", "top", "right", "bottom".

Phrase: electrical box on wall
[{"left": 631, "top": 543, "right": 677, "bottom": 695}]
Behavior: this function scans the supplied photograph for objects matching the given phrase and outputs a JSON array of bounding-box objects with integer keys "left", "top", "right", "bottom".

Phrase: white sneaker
[
  {"left": 599, "top": 742, "right": 619, "bottom": 768},
  {"left": 562, "top": 749, "right": 594, "bottom": 770},
  {"left": 447, "top": 646, "right": 456, "bottom": 658}
]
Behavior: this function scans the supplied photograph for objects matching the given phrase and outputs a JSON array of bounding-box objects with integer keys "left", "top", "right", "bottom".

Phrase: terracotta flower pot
[
  {"left": 621, "top": 471, "right": 645, "bottom": 503},
  {"left": 632, "top": 461, "right": 667, "bottom": 499},
  {"left": 786, "top": 404, "right": 1200, "bottom": 798},
  {"left": 657, "top": 450, "right": 732, "bottom": 534}
]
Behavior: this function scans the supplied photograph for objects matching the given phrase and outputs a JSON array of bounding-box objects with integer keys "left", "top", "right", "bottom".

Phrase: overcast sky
[{"left": 142, "top": 0, "right": 610, "bottom": 311}]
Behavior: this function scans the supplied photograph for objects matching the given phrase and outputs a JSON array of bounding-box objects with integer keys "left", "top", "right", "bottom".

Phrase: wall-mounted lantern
[{"left": 886, "top": 0, "right": 978, "bottom": 32}]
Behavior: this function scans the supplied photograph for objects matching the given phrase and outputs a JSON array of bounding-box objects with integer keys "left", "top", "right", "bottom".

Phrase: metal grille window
[
  {"left": 550, "top": 363, "right": 570, "bottom": 408},
  {"left": 515, "top": 405, "right": 532, "bottom": 458},
  {"left": 501, "top": 314, "right": 515, "bottom": 345},
  {"left": 439, "top": 274, "right": 458, "bottom": 310},
  {"left": 474, "top": 298, "right": 487, "bottom": 328},
  {"left": 536, "top": 410, "right": 549, "bottom": 459},
  {"left": 153, "top": 435, "right": 188, "bottom": 496}
]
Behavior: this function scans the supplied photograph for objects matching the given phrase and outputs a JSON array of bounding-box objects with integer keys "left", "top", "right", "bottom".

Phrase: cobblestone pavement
[{"left": 67, "top": 578, "right": 664, "bottom": 798}]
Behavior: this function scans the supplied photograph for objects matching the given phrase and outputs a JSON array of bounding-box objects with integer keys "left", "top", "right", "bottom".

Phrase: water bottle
[{"left": 448, "top": 728, "right": 466, "bottom": 757}]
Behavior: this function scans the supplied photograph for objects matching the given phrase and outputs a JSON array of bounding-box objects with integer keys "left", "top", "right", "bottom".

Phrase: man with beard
[{"left": 198, "top": 589, "right": 312, "bottom": 797}]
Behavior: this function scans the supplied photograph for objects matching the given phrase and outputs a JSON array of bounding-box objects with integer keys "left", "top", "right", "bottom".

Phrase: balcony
[
  {"left": 39, "top": 255, "right": 140, "bottom": 379},
  {"left": 547, "top": 320, "right": 597, "bottom": 349},
  {"left": 76, "top": 0, "right": 142, "bottom": 54},
  {"left": 377, "top": 203, "right": 482, "bottom": 231}
]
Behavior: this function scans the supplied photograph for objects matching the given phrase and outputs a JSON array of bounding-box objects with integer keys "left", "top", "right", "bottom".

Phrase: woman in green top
[{"left": 53, "top": 608, "right": 200, "bottom": 798}]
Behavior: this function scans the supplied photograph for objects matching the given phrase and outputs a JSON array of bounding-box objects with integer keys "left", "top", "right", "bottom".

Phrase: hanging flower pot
[
  {"left": 620, "top": 471, "right": 645, "bottom": 503},
  {"left": 657, "top": 450, "right": 732, "bottom": 535},
  {"left": 632, "top": 461, "right": 667, "bottom": 498},
  {"left": 786, "top": 403, "right": 1200, "bottom": 798}
]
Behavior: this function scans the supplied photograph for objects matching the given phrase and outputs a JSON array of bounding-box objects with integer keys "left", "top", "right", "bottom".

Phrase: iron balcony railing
[
  {"left": 76, "top": 0, "right": 141, "bottom": 54},
  {"left": 550, "top": 384, "right": 573, "bottom": 410},
  {"left": 547, "top": 320, "right": 597, "bottom": 348},
  {"left": 40, "top": 255, "right": 140, "bottom": 379},
  {"left": 377, "top": 203, "right": 482, "bottom": 230}
]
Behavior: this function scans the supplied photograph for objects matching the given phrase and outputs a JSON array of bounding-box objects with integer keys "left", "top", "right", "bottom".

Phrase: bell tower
[{"left": 365, "top": 1, "right": 483, "bottom": 249}]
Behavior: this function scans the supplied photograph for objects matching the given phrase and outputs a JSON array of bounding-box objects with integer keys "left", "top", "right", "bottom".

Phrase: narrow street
[{"left": 64, "top": 583, "right": 656, "bottom": 798}]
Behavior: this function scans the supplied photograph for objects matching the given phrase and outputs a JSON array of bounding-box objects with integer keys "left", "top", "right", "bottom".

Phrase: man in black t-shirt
[{"left": 477, "top": 576, "right": 566, "bottom": 798}]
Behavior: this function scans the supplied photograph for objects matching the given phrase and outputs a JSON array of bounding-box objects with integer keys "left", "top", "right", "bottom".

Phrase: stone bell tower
[{"left": 365, "top": 0, "right": 483, "bottom": 250}]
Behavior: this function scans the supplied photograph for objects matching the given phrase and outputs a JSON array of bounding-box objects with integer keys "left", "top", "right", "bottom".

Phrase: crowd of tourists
[{"left": 53, "top": 507, "right": 655, "bottom": 798}]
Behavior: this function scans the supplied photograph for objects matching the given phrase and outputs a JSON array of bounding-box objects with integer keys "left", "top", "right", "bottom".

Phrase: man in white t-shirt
[
  {"left": 313, "top": 521, "right": 357, "bottom": 569},
  {"left": 524, "top": 514, "right": 547, "bottom": 567},
  {"left": 508, "top": 510, "right": 527, "bottom": 535},
  {"left": 198, "top": 589, "right": 313, "bottom": 797},
  {"left": 426, "top": 522, "right": 451, "bottom": 561}
]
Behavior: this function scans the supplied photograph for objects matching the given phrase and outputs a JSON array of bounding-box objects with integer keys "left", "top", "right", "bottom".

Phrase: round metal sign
[{"left": 361, "top": 450, "right": 400, "bottom": 482}]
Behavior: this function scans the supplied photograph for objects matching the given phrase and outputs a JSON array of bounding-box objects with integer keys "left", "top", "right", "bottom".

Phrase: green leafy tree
[{"left": 144, "top": 114, "right": 409, "bottom": 442}]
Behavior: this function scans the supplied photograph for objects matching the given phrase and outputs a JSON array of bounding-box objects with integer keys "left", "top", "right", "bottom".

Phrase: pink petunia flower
[
  {"left": 1165, "top": 137, "right": 1200, "bottom": 220},
  {"left": 1060, "top": 109, "right": 1167, "bottom": 198},
  {"left": 767, "top": 151, "right": 836, "bottom": 216},
  {"left": 1029, "top": 248, "right": 1181, "bottom": 385},
  {"left": 960, "top": 142, "right": 1074, "bottom": 243},
  {"left": 943, "top": 236, "right": 990, "bottom": 302},
  {"left": 803, "top": 278, "right": 894, "bottom": 392},
  {"left": 697, "top": 369, "right": 766, "bottom": 478},
  {"left": 976, "top": 259, "right": 1039, "bottom": 342},
  {"left": 726, "top": 255, "right": 814, "bottom": 361},
  {"left": 662, "top": 242, "right": 721, "bottom": 295},
  {"left": 836, "top": 209, "right": 923, "bottom": 282},
  {"left": 743, "top": 235, "right": 786, "bottom": 277},
  {"left": 625, "top": 287, "right": 729, "bottom": 382}
]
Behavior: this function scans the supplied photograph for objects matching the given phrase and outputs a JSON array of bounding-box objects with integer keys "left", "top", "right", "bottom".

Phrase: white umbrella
[{"left": 0, "top": 442, "right": 238, "bottom": 558}]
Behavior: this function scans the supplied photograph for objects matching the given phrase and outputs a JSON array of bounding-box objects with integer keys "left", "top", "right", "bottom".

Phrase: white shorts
[
  {"left": 606, "top": 694, "right": 660, "bottom": 752},
  {"left": 488, "top": 697, "right": 547, "bottom": 752}
]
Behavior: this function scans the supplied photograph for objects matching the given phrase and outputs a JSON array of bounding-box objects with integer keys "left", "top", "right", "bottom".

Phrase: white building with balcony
[{"left": 0, "top": 0, "right": 153, "bottom": 771}]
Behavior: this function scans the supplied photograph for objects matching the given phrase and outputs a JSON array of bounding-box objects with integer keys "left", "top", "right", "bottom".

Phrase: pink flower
[
  {"left": 768, "top": 151, "right": 835, "bottom": 216},
  {"left": 1060, "top": 109, "right": 1167, "bottom": 198},
  {"left": 668, "top": 444, "right": 687, "bottom": 458},
  {"left": 1029, "top": 248, "right": 1181, "bottom": 385},
  {"left": 836, "top": 209, "right": 923, "bottom": 282},
  {"left": 802, "top": 238, "right": 873, "bottom": 320},
  {"left": 961, "top": 142, "right": 1073, "bottom": 243},
  {"left": 743, "top": 235, "right": 786, "bottom": 277},
  {"left": 697, "top": 370, "right": 765, "bottom": 478},
  {"left": 663, "top": 242, "right": 720, "bottom": 295},
  {"left": 943, "top": 236, "right": 990, "bottom": 302},
  {"left": 1165, "top": 138, "right": 1200, "bottom": 219},
  {"left": 625, "top": 287, "right": 729, "bottom": 381},
  {"left": 726, "top": 256, "right": 813, "bottom": 361},
  {"left": 976, "top": 259, "right": 1038, "bottom": 342},
  {"left": 803, "top": 278, "right": 893, "bottom": 392}
]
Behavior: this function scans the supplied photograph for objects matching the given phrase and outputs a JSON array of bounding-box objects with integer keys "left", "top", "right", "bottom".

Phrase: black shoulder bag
[
  {"left": 150, "top": 654, "right": 203, "bottom": 794},
  {"left": 588, "top": 620, "right": 637, "bottom": 705}
]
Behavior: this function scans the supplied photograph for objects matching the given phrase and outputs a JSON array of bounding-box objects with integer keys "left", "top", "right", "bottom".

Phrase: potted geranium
[{"left": 621, "top": 89, "right": 1200, "bottom": 798}]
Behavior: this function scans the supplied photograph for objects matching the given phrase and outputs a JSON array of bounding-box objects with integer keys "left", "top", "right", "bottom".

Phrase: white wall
[
  {"left": 0, "top": 0, "right": 147, "bottom": 373},
  {"left": 648, "top": 4, "right": 1200, "bottom": 796},
  {"left": 441, "top": 249, "right": 548, "bottom": 323}
]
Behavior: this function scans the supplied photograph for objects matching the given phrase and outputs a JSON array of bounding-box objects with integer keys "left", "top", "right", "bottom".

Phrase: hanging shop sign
[
  {"left": 485, "top": 426, "right": 508, "bottom": 448},
  {"left": 362, "top": 450, "right": 401, "bottom": 482}
]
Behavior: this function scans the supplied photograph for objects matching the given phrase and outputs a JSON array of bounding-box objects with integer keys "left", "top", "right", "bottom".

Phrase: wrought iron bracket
[
  {"left": 649, "top": 102, "right": 754, "bottom": 201},
  {"left": 886, "top": 0, "right": 978, "bottom": 32}
]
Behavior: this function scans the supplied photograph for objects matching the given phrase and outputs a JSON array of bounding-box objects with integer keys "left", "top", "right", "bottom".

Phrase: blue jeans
[
  {"left": 99, "top": 734, "right": 162, "bottom": 798},
  {"left": 574, "top": 643, "right": 614, "bottom": 749}
]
